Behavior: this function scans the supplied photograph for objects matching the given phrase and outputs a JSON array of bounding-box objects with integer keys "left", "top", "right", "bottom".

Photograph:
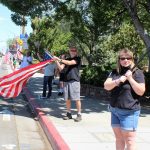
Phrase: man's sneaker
[
  {"left": 58, "top": 92, "right": 63, "bottom": 96},
  {"left": 63, "top": 112, "right": 72, "bottom": 120},
  {"left": 74, "top": 114, "right": 82, "bottom": 122},
  {"left": 47, "top": 94, "right": 51, "bottom": 98},
  {"left": 40, "top": 95, "right": 47, "bottom": 99}
]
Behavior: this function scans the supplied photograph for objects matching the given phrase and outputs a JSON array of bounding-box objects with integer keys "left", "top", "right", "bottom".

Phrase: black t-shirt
[
  {"left": 108, "top": 69, "right": 145, "bottom": 110},
  {"left": 62, "top": 56, "right": 81, "bottom": 82}
]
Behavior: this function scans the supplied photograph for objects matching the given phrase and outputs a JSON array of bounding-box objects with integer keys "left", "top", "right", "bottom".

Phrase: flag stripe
[
  {"left": 0, "top": 59, "right": 53, "bottom": 83},
  {"left": 0, "top": 59, "right": 53, "bottom": 86},
  {"left": 0, "top": 59, "right": 54, "bottom": 98}
]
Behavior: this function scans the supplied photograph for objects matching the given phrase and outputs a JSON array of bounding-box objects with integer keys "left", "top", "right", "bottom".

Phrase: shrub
[
  {"left": 80, "top": 66, "right": 109, "bottom": 87},
  {"left": 81, "top": 66, "right": 150, "bottom": 95}
]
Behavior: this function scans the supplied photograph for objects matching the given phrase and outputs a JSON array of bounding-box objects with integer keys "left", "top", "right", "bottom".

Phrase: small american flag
[
  {"left": 16, "top": 49, "right": 23, "bottom": 60},
  {"left": 0, "top": 59, "right": 54, "bottom": 98},
  {"left": 4, "top": 52, "right": 11, "bottom": 64},
  {"left": 43, "top": 50, "right": 53, "bottom": 61}
]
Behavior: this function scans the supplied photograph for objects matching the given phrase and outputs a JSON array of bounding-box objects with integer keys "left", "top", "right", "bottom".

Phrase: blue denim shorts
[{"left": 108, "top": 105, "right": 140, "bottom": 131}]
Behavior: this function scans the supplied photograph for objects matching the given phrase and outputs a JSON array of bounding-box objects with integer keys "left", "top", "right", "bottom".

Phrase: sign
[{"left": 20, "top": 33, "right": 29, "bottom": 49}]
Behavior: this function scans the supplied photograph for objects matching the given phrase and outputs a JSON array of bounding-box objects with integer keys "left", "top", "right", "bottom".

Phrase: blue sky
[{"left": 0, "top": 4, "right": 32, "bottom": 54}]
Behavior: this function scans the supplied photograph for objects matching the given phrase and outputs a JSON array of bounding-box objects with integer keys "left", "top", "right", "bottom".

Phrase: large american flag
[{"left": 0, "top": 59, "right": 54, "bottom": 98}]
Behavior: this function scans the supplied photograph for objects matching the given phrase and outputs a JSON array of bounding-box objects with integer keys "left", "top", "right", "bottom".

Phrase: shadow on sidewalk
[{"left": 26, "top": 76, "right": 150, "bottom": 120}]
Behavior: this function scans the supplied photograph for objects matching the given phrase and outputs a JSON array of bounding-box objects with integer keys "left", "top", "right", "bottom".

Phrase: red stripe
[
  {"left": 1, "top": 73, "right": 34, "bottom": 98},
  {"left": 0, "top": 69, "right": 35, "bottom": 96},
  {"left": 0, "top": 86, "right": 7, "bottom": 97},
  {"left": 10, "top": 83, "right": 18, "bottom": 98},
  {"left": 13, "top": 79, "right": 28, "bottom": 98},
  {"left": 5, "top": 84, "right": 15, "bottom": 98},
  {"left": 0, "top": 59, "right": 54, "bottom": 98},
  {"left": 0, "top": 59, "right": 53, "bottom": 82},
  {"left": 0, "top": 60, "right": 53, "bottom": 86},
  {"left": 0, "top": 65, "right": 40, "bottom": 86}
]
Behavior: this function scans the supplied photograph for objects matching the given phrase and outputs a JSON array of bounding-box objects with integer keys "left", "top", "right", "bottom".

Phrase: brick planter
[{"left": 81, "top": 84, "right": 111, "bottom": 100}]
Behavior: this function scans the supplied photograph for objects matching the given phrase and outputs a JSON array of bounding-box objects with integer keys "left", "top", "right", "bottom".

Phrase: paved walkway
[{"left": 23, "top": 72, "right": 150, "bottom": 150}]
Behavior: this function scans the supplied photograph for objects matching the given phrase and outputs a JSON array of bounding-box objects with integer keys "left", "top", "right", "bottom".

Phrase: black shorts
[{"left": 59, "top": 73, "right": 65, "bottom": 82}]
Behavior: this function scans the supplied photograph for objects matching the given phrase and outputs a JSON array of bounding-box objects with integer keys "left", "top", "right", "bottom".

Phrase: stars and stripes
[
  {"left": 43, "top": 50, "right": 53, "bottom": 61},
  {"left": 16, "top": 49, "right": 23, "bottom": 60},
  {"left": 4, "top": 52, "right": 11, "bottom": 64},
  {"left": 0, "top": 59, "right": 54, "bottom": 98}
]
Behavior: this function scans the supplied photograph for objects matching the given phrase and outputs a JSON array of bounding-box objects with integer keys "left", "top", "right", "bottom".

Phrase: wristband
[{"left": 59, "top": 59, "right": 62, "bottom": 63}]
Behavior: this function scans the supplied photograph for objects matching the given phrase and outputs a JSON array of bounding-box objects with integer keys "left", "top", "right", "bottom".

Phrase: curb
[{"left": 23, "top": 87, "right": 70, "bottom": 150}]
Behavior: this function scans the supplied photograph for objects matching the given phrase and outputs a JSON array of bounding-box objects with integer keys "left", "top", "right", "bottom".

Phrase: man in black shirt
[{"left": 53, "top": 47, "right": 82, "bottom": 122}]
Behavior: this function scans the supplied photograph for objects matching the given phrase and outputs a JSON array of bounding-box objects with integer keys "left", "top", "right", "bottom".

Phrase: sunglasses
[
  {"left": 70, "top": 50, "right": 77, "bottom": 52},
  {"left": 119, "top": 57, "right": 132, "bottom": 61}
]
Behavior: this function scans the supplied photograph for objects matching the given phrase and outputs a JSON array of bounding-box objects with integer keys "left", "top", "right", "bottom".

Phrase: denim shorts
[{"left": 108, "top": 105, "right": 140, "bottom": 131}]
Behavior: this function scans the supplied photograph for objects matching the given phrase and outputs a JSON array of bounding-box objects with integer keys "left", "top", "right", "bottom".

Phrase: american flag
[
  {"left": 4, "top": 52, "right": 11, "bottom": 64},
  {"left": 0, "top": 59, "right": 54, "bottom": 98},
  {"left": 43, "top": 50, "right": 53, "bottom": 61},
  {"left": 16, "top": 49, "right": 23, "bottom": 60}
]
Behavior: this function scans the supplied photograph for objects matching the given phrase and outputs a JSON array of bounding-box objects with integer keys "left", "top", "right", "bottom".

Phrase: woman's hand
[
  {"left": 125, "top": 70, "right": 132, "bottom": 80},
  {"left": 119, "top": 75, "right": 127, "bottom": 83}
]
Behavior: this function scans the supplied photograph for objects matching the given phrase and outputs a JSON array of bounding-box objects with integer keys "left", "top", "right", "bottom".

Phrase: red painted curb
[{"left": 23, "top": 87, "right": 70, "bottom": 150}]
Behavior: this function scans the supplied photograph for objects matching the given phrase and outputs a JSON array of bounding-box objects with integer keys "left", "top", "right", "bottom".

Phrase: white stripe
[
  {"left": 0, "top": 62, "right": 48, "bottom": 86},
  {"left": 0, "top": 68, "right": 35, "bottom": 88},
  {"left": 12, "top": 79, "right": 27, "bottom": 98},
  {"left": 2, "top": 65, "right": 44, "bottom": 97},
  {"left": 1, "top": 77, "right": 28, "bottom": 98},
  {"left": 1, "top": 86, "right": 11, "bottom": 97},
  {"left": 8, "top": 83, "right": 17, "bottom": 98},
  {"left": 0, "top": 70, "right": 31, "bottom": 97},
  {"left": 0, "top": 64, "right": 42, "bottom": 84},
  {"left": 0, "top": 61, "right": 49, "bottom": 85},
  {"left": 0, "top": 61, "right": 51, "bottom": 98},
  {"left": 7, "top": 79, "right": 25, "bottom": 98}
]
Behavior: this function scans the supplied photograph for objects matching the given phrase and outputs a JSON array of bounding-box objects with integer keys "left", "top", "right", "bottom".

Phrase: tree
[
  {"left": 123, "top": 0, "right": 150, "bottom": 71},
  {"left": 0, "top": 0, "right": 57, "bottom": 26},
  {"left": 27, "top": 17, "right": 72, "bottom": 58},
  {"left": 54, "top": 0, "right": 126, "bottom": 65},
  {"left": 1, "top": 0, "right": 150, "bottom": 70}
]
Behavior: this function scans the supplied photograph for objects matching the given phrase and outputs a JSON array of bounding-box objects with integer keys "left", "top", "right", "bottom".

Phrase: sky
[{"left": 0, "top": 4, "right": 32, "bottom": 54}]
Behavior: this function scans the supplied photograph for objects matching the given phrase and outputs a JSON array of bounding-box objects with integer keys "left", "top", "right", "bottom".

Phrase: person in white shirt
[
  {"left": 37, "top": 52, "right": 57, "bottom": 99},
  {"left": 20, "top": 51, "right": 33, "bottom": 68},
  {"left": 41, "top": 63, "right": 56, "bottom": 98}
]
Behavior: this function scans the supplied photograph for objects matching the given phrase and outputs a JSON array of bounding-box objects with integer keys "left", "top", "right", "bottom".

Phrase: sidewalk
[{"left": 23, "top": 72, "right": 150, "bottom": 150}]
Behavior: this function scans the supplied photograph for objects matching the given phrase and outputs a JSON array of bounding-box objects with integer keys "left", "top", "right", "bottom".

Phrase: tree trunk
[{"left": 123, "top": 0, "right": 150, "bottom": 72}]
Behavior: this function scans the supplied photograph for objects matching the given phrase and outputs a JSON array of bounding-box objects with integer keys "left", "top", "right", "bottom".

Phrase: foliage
[
  {"left": 27, "top": 17, "right": 73, "bottom": 58},
  {"left": 80, "top": 65, "right": 150, "bottom": 97},
  {"left": 49, "top": 0, "right": 125, "bottom": 65},
  {"left": 1, "top": 0, "right": 150, "bottom": 71},
  {"left": 103, "top": 22, "right": 144, "bottom": 51},
  {"left": 80, "top": 65, "right": 111, "bottom": 87},
  {"left": 0, "top": 0, "right": 56, "bottom": 26}
]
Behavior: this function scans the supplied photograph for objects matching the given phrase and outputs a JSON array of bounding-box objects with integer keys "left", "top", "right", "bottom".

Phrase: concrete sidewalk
[{"left": 23, "top": 73, "right": 150, "bottom": 150}]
